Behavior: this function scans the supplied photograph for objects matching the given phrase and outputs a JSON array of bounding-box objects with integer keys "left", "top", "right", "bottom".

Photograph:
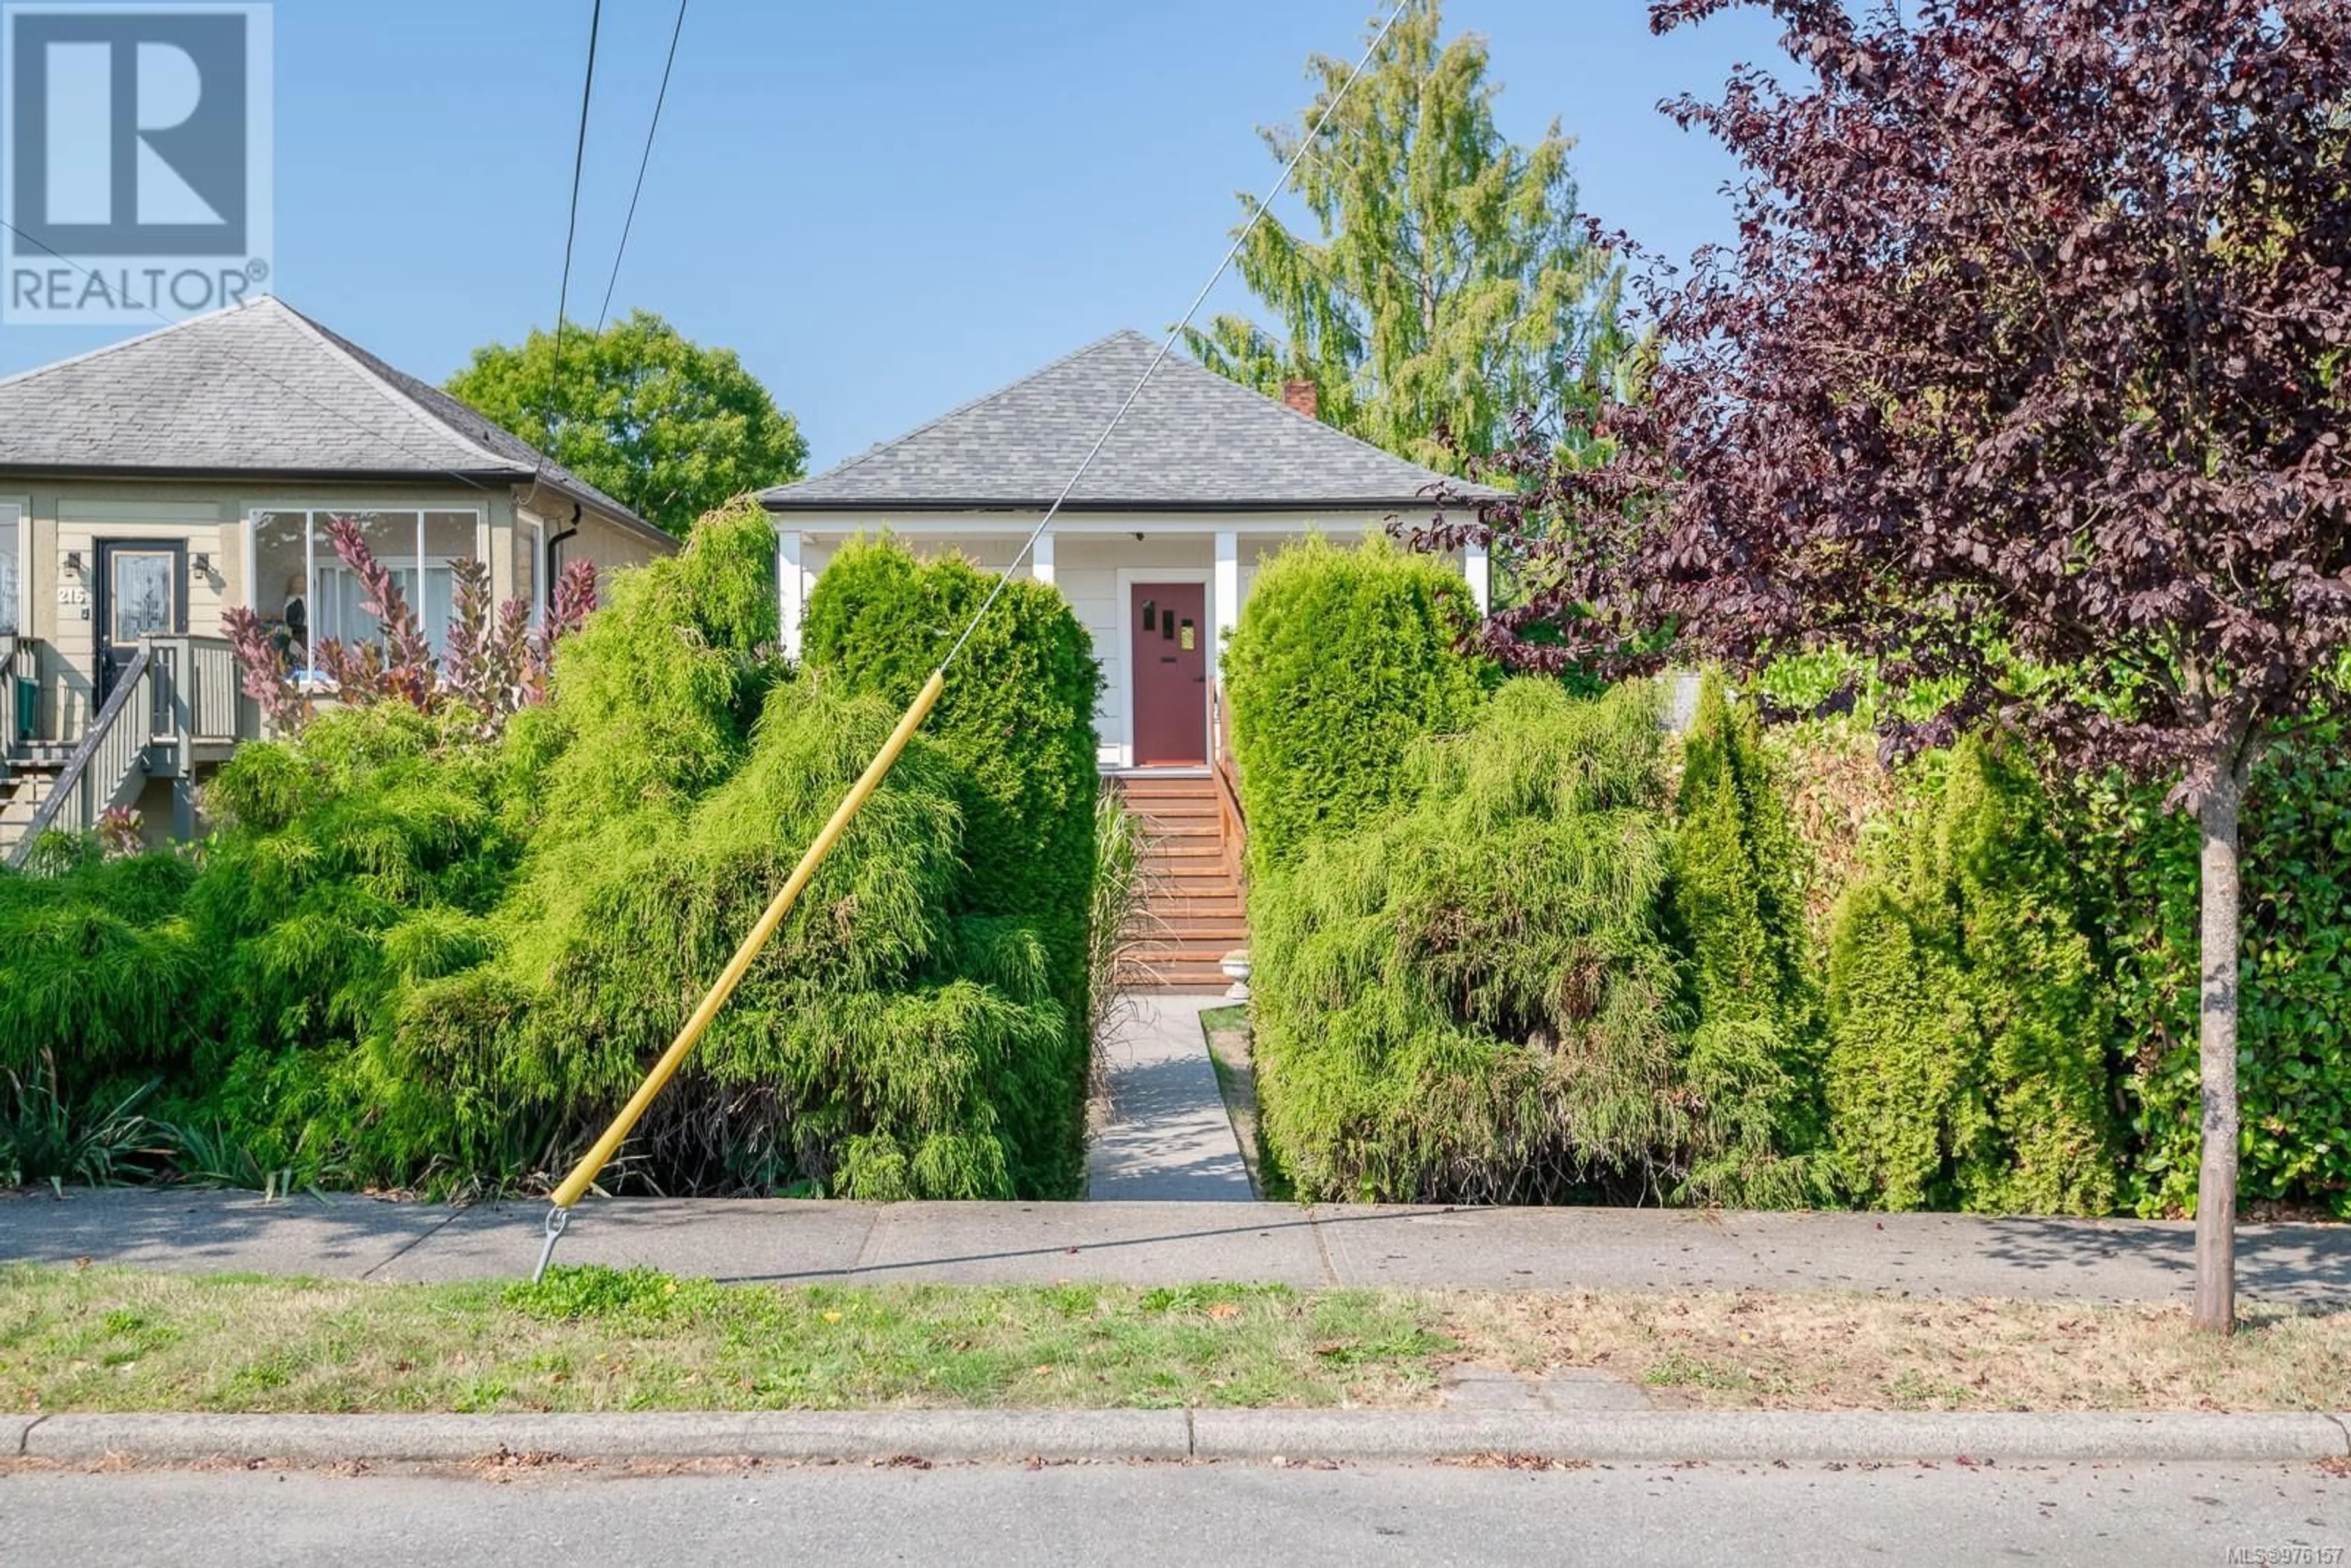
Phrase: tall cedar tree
[
  {"left": 1184, "top": 0, "right": 1635, "bottom": 471},
  {"left": 1414, "top": 0, "right": 2351, "bottom": 1329}
]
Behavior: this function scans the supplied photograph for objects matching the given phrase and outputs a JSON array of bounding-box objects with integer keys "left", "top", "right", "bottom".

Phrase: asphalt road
[{"left": 3, "top": 1460, "right": 2343, "bottom": 1566}]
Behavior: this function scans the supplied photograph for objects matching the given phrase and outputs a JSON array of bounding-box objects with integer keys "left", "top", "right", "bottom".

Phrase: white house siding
[{"left": 772, "top": 514, "right": 1469, "bottom": 770}]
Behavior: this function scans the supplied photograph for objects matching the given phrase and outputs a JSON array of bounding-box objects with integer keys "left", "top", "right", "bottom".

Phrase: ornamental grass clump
[{"left": 1250, "top": 678, "right": 1694, "bottom": 1204}]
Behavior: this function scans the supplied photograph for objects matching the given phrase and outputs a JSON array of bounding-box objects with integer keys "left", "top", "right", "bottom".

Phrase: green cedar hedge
[
  {"left": 799, "top": 536, "right": 1103, "bottom": 1192},
  {"left": 800, "top": 537, "right": 1101, "bottom": 978},
  {"left": 0, "top": 501, "right": 1100, "bottom": 1200},
  {"left": 1252, "top": 678, "right": 1701, "bottom": 1203},
  {"left": 1822, "top": 737, "right": 2120, "bottom": 1214},
  {"left": 1222, "top": 536, "right": 1491, "bottom": 873},
  {"left": 1667, "top": 674, "right": 1831, "bottom": 1206},
  {"left": 2071, "top": 707, "right": 2351, "bottom": 1218}
]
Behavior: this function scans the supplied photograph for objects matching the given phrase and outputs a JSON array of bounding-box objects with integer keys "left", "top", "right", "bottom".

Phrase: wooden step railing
[
  {"left": 4, "top": 634, "right": 258, "bottom": 869},
  {"left": 7, "top": 647, "right": 155, "bottom": 866},
  {"left": 1211, "top": 685, "right": 1247, "bottom": 883}
]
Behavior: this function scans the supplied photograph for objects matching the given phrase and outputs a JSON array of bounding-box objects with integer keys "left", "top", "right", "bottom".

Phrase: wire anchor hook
[{"left": 531, "top": 1204, "right": 571, "bottom": 1285}]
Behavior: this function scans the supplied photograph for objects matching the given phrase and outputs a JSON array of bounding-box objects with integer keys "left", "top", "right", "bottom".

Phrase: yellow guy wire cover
[{"left": 546, "top": 667, "right": 947, "bottom": 1211}]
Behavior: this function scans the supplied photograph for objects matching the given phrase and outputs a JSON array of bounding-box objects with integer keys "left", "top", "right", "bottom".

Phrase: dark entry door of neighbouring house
[
  {"left": 94, "top": 539, "right": 187, "bottom": 702},
  {"left": 1130, "top": 581, "right": 1207, "bottom": 767}
]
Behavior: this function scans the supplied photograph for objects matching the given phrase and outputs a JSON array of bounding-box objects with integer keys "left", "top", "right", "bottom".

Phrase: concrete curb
[
  {"left": 1194, "top": 1410, "right": 2351, "bottom": 1464},
  {"left": 14, "top": 1410, "right": 2350, "bottom": 1466}
]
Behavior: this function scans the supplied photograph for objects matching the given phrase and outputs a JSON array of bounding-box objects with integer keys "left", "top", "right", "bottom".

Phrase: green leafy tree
[
  {"left": 446, "top": 311, "right": 808, "bottom": 536},
  {"left": 1186, "top": 0, "right": 1634, "bottom": 470}
]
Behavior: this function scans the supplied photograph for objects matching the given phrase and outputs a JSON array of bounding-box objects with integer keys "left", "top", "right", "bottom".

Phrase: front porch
[{"left": 774, "top": 518, "right": 1492, "bottom": 775}]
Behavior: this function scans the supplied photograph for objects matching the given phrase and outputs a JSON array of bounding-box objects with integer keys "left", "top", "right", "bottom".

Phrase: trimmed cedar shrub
[
  {"left": 2069, "top": 701, "right": 2351, "bottom": 1219},
  {"left": 1823, "top": 737, "right": 2120, "bottom": 1214},
  {"left": 0, "top": 849, "right": 202, "bottom": 1095},
  {"left": 1223, "top": 536, "right": 1491, "bottom": 873},
  {"left": 1251, "top": 678, "right": 1703, "bottom": 1204},
  {"left": 1667, "top": 674, "right": 1831, "bottom": 1207},
  {"left": 40, "top": 500, "right": 1099, "bottom": 1200},
  {"left": 800, "top": 538, "right": 1101, "bottom": 986}
]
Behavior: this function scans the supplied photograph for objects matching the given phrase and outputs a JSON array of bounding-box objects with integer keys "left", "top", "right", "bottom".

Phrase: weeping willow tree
[{"left": 1185, "top": 0, "right": 1635, "bottom": 471}]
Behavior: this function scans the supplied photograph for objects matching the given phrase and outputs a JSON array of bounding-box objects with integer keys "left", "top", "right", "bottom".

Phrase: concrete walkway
[
  {"left": 2, "top": 1188, "right": 2345, "bottom": 1303},
  {"left": 1084, "top": 994, "right": 1253, "bottom": 1202}
]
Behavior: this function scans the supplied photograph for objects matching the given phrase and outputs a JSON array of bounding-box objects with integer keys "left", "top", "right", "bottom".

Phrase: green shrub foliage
[
  {"left": 801, "top": 538, "right": 1101, "bottom": 981},
  {"left": 1256, "top": 678, "right": 1715, "bottom": 1204},
  {"left": 1823, "top": 737, "right": 2120, "bottom": 1214},
  {"left": 800, "top": 536, "right": 1101, "bottom": 1190},
  {"left": 0, "top": 501, "right": 1099, "bottom": 1199},
  {"left": 1223, "top": 536, "right": 1491, "bottom": 872},
  {"left": 1668, "top": 675, "right": 1829, "bottom": 1206},
  {"left": 2071, "top": 705, "right": 2351, "bottom": 1219},
  {"left": 0, "top": 850, "right": 200, "bottom": 1090}
]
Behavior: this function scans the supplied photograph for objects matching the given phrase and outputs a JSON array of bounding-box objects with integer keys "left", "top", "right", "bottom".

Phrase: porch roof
[
  {"left": 0, "top": 296, "right": 669, "bottom": 549},
  {"left": 761, "top": 330, "right": 1501, "bottom": 516}
]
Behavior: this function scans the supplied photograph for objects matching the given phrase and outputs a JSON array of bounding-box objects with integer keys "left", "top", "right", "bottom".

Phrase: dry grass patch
[{"left": 1441, "top": 1289, "right": 2351, "bottom": 1412}]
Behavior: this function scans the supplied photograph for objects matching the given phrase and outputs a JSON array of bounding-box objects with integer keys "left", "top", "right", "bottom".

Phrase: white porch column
[
  {"left": 1030, "top": 527, "right": 1055, "bottom": 586},
  {"left": 1212, "top": 530, "right": 1240, "bottom": 670},
  {"left": 778, "top": 528, "right": 804, "bottom": 660},
  {"left": 1464, "top": 538, "right": 1492, "bottom": 615}
]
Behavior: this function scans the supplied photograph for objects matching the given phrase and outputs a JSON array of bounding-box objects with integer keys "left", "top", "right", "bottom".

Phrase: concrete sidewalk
[
  {"left": 1085, "top": 994, "right": 1253, "bottom": 1202},
  {"left": 1, "top": 1188, "right": 2344, "bottom": 1302}
]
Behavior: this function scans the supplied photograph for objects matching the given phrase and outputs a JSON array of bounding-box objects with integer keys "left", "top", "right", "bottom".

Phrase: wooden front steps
[{"left": 1115, "top": 772, "right": 1247, "bottom": 992}]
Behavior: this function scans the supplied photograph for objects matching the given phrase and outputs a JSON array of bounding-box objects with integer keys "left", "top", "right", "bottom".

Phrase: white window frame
[
  {"left": 247, "top": 506, "right": 487, "bottom": 669},
  {"left": 0, "top": 500, "right": 25, "bottom": 640}
]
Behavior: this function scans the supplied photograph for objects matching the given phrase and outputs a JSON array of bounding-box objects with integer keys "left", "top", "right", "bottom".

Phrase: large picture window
[
  {"left": 0, "top": 503, "right": 21, "bottom": 638},
  {"left": 252, "top": 509, "right": 485, "bottom": 669}
]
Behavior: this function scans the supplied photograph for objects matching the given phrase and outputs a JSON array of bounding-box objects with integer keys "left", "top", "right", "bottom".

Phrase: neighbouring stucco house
[
  {"left": 0, "top": 294, "right": 675, "bottom": 861},
  {"left": 760, "top": 329, "right": 1495, "bottom": 986}
]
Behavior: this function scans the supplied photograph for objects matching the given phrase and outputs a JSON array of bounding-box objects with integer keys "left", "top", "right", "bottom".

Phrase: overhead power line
[
  {"left": 596, "top": 0, "right": 691, "bottom": 334},
  {"left": 938, "top": 0, "right": 1411, "bottom": 670},
  {"left": 544, "top": 0, "right": 606, "bottom": 435}
]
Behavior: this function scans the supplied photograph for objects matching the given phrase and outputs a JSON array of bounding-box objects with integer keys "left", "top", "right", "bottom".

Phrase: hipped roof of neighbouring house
[
  {"left": 760, "top": 329, "right": 1500, "bottom": 515},
  {"left": 0, "top": 295, "right": 670, "bottom": 549}
]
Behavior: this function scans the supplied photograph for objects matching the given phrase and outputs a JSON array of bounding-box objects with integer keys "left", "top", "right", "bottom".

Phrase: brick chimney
[{"left": 1281, "top": 379, "right": 1319, "bottom": 420}]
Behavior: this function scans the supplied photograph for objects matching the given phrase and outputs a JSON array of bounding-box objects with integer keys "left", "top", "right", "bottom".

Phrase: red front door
[{"left": 1131, "top": 582, "right": 1207, "bottom": 766}]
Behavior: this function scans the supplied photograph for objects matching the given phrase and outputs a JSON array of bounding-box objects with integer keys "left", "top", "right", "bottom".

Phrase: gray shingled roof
[
  {"left": 0, "top": 296, "right": 665, "bottom": 545},
  {"left": 762, "top": 329, "right": 1491, "bottom": 513}
]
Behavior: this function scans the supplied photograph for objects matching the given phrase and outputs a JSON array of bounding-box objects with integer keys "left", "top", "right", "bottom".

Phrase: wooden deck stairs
[{"left": 1114, "top": 770, "right": 1248, "bottom": 992}]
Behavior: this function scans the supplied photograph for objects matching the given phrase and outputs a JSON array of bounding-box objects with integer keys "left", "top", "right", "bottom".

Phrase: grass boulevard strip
[{"left": 2, "top": 1263, "right": 2344, "bottom": 1417}]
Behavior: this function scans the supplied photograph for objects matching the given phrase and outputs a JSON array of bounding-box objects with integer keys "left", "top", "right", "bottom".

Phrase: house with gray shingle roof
[
  {"left": 761, "top": 329, "right": 1493, "bottom": 773},
  {"left": 0, "top": 295, "right": 675, "bottom": 855}
]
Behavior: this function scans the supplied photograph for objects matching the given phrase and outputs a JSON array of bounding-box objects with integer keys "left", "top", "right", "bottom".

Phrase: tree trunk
[{"left": 2192, "top": 772, "right": 2241, "bottom": 1334}]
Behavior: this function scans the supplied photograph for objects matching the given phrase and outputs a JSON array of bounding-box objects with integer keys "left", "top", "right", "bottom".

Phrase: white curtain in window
[
  {"left": 0, "top": 508, "right": 18, "bottom": 637},
  {"left": 319, "top": 563, "right": 457, "bottom": 655}
]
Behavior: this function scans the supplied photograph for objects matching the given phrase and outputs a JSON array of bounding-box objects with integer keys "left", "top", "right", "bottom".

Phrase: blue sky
[{"left": 0, "top": 0, "right": 1791, "bottom": 470}]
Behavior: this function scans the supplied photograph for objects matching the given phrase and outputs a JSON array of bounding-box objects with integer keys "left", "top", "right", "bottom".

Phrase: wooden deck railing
[
  {"left": 1212, "top": 683, "right": 1247, "bottom": 883},
  {"left": 4, "top": 633, "right": 257, "bottom": 869},
  {"left": 1, "top": 634, "right": 18, "bottom": 756}
]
